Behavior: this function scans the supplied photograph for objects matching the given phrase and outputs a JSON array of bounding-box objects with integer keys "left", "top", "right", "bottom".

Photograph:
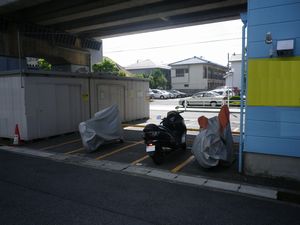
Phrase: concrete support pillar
[
  {"left": 88, "top": 40, "right": 103, "bottom": 72},
  {"left": 0, "top": 20, "right": 102, "bottom": 72}
]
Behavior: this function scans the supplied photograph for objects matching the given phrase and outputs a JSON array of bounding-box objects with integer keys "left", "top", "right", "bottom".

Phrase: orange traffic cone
[{"left": 13, "top": 124, "right": 21, "bottom": 145}]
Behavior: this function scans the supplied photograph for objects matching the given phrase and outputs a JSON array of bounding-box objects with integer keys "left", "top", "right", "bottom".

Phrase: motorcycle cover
[
  {"left": 191, "top": 105, "right": 234, "bottom": 168},
  {"left": 79, "top": 105, "right": 124, "bottom": 152}
]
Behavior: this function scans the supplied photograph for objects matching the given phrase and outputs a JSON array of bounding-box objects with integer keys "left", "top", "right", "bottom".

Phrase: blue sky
[{"left": 103, "top": 19, "right": 243, "bottom": 67}]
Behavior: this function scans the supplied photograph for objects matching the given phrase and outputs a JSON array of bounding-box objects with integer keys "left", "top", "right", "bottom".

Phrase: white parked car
[
  {"left": 161, "top": 90, "right": 173, "bottom": 98},
  {"left": 152, "top": 89, "right": 170, "bottom": 99},
  {"left": 168, "top": 90, "right": 187, "bottom": 98},
  {"left": 179, "top": 91, "right": 224, "bottom": 107},
  {"left": 211, "top": 88, "right": 233, "bottom": 97},
  {"left": 148, "top": 89, "right": 154, "bottom": 99}
]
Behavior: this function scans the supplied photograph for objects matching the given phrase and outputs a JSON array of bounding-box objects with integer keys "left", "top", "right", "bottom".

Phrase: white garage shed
[{"left": 0, "top": 70, "right": 149, "bottom": 140}]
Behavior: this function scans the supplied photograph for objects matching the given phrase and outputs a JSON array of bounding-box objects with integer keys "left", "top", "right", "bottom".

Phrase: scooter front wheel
[{"left": 151, "top": 145, "right": 164, "bottom": 165}]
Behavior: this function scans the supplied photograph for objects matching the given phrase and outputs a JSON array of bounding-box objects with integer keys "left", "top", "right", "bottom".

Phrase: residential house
[
  {"left": 224, "top": 53, "right": 241, "bottom": 89},
  {"left": 125, "top": 59, "right": 171, "bottom": 89},
  {"left": 169, "top": 56, "right": 226, "bottom": 94}
]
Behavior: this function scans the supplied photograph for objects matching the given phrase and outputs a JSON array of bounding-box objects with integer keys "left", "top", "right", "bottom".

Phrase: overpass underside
[
  {"left": 0, "top": 0, "right": 247, "bottom": 71},
  {"left": 1, "top": 0, "right": 247, "bottom": 38}
]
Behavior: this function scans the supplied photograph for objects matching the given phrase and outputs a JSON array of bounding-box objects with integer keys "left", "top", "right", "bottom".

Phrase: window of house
[
  {"left": 176, "top": 68, "right": 188, "bottom": 77},
  {"left": 184, "top": 84, "right": 189, "bottom": 87},
  {"left": 203, "top": 67, "right": 208, "bottom": 79}
]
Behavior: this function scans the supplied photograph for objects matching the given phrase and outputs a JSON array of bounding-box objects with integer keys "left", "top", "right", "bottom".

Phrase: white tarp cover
[
  {"left": 79, "top": 105, "right": 124, "bottom": 152},
  {"left": 191, "top": 107, "right": 234, "bottom": 168}
]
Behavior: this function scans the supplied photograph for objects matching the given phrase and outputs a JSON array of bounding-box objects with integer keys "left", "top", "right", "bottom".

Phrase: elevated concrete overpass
[
  {"left": 1, "top": 0, "right": 247, "bottom": 38},
  {"left": 0, "top": 0, "right": 247, "bottom": 72}
]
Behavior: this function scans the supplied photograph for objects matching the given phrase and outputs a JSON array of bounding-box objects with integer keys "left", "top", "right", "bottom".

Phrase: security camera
[{"left": 265, "top": 32, "right": 272, "bottom": 44}]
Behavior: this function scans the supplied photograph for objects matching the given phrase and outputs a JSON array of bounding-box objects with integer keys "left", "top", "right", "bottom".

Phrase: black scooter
[{"left": 143, "top": 111, "right": 187, "bottom": 164}]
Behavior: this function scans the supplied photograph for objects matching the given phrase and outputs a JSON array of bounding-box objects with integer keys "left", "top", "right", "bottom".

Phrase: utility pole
[{"left": 227, "top": 52, "right": 230, "bottom": 69}]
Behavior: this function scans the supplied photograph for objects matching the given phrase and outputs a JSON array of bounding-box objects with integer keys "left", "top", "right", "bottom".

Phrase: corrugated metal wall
[
  {"left": 0, "top": 76, "right": 27, "bottom": 139},
  {"left": 90, "top": 77, "right": 149, "bottom": 122},
  {"left": 245, "top": 0, "right": 300, "bottom": 158},
  {"left": 0, "top": 72, "right": 149, "bottom": 140},
  {"left": 24, "top": 76, "right": 90, "bottom": 139}
]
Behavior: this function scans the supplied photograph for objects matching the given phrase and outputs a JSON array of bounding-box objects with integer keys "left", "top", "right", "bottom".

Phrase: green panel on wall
[{"left": 248, "top": 57, "right": 300, "bottom": 106}]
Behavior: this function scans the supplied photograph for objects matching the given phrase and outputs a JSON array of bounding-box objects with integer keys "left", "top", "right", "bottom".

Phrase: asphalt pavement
[
  {"left": 1, "top": 150, "right": 300, "bottom": 225},
  {"left": 149, "top": 99, "right": 241, "bottom": 132},
  {"left": 1, "top": 99, "right": 299, "bottom": 225}
]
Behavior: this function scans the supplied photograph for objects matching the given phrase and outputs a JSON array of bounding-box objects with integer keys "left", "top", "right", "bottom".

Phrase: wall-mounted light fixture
[
  {"left": 265, "top": 32, "right": 273, "bottom": 44},
  {"left": 265, "top": 32, "right": 274, "bottom": 57}
]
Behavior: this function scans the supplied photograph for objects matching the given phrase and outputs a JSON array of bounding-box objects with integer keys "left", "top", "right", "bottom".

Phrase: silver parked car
[
  {"left": 211, "top": 88, "right": 233, "bottom": 97},
  {"left": 148, "top": 89, "right": 154, "bottom": 99},
  {"left": 179, "top": 91, "right": 224, "bottom": 107},
  {"left": 152, "top": 89, "right": 170, "bottom": 99},
  {"left": 168, "top": 90, "right": 187, "bottom": 98}
]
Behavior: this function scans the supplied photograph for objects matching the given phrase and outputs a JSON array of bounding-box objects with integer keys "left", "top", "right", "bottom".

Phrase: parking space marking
[
  {"left": 95, "top": 141, "right": 144, "bottom": 160},
  {"left": 40, "top": 138, "right": 81, "bottom": 151},
  {"left": 131, "top": 155, "right": 149, "bottom": 165},
  {"left": 170, "top": 155, "right": 195, "bottom": 173},
  {"left": 65, "top": 147, "right": 84, "bottom": 155}
]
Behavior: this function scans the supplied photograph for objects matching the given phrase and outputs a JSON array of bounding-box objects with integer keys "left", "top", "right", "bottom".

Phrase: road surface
[
  {"left": 0, "top": 150, "right": 299, "bottom": 225},
  {"left": 150, "top": 99, "right": 241, "bottom": 131}
]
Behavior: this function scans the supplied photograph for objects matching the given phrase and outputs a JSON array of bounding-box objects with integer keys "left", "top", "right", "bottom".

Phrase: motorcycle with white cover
[
  {"left": 192, "top": 105, "right": 234, "bottom": 168},
  {"left": 79, "top": 105, "right": 124, "bottom": 152}
]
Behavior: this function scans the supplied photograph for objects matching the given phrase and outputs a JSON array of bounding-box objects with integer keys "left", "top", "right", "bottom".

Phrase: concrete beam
[
  {"left": 80, "top": 5, "right": 244, "bottom": 38},
  {"left": 38, "top": 0, "right": 165, "bottom": 25},
  {"left": 2, "top": 0, "right": 247, "bottom": 39},
  {"left": 63, "top": 0, "right": 244, "bottom": 33},
  {"left": 0, "top": 0, "right": 51, "bottom": 14},
  {"left": 50, "top": 0, "right": 242, "bottom": 33}
]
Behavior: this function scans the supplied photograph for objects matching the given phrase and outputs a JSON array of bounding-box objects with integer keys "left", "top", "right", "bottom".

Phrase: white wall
[
  {"left": 230, "top": 61, "right": 241, "bottom": 89},
  {"left": 171, "top": 65, "right": 189, "bottom": 90},
  {"left": 171, "top": 64, "right": 207, "bottom": 90},
  {"left": 189, "top": 64, "right": 206, "bottom": 89},
  {"left": 89, "top": 42, "right": 103, "bottom": 72}
]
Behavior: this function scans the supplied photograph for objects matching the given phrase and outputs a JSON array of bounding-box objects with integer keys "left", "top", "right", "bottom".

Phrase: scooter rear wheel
[{"left": 151, "top": 145, "right": 164, "bottom": 165}]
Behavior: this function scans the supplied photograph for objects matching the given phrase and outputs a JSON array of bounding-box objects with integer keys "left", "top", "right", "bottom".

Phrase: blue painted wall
[
  {"left": 0, "top": 56, "right": 27, "bottom": 71},
  {"left": 245, "top": 0, "right": 300, "bottom": 157},
  {"left": 248, "top": 1, "right": 300, "bottom": 58},
  {"left": 245, "top": 107, "right": 300, "bottom": 157}
]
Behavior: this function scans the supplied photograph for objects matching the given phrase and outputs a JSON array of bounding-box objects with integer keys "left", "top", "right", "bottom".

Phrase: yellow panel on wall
[{"left": 248, "top": 57, "right": 300, "bottom": 106}]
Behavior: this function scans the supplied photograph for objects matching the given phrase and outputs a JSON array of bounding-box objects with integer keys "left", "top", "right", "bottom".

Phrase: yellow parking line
[
  {"left": 131, "top": 155, "right": 149, "bottom": 165},
  {"left": 95, "top": 141, "right": 144, "bottom": 160},
  {"left": 65, "top": 147, "right": 84, "bottom": 155},
  {"left": 170, "top": 155, "right": 195, "bottom": 173},
  {"left": 40, "top": 138, "right": 81, "bottom": 151}
]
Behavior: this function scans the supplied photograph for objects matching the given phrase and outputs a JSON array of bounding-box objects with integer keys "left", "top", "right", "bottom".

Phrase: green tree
[
  {"left": 118, "top": 70, "right": 126, "bottom": 77},
  {"left": 38, "top": 58, "right": 51, "bottom": 71},
  {"left": 134, "top": 73, "right": 145, "bottom": 79},
  {"left": 92, "top": 58, "right": 119, "bottom": 74},
  {"left": 132, "top": 70, "right": 166, "bottom": 88},
  {"left": 133, "top": 73, "right": 155, "bottom": 88},
  {"left": 151, "top": 69, "right": 167, "bottom": 89}
]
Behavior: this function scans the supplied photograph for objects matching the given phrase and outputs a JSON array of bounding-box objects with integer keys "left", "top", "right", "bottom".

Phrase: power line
[{"left": 105, "top": 37, "right": 242, "bottom": 53}]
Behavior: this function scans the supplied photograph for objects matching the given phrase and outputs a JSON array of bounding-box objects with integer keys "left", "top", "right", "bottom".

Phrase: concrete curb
[{"left": 1, "top": 146, "right": 299, "bottom": 204}]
